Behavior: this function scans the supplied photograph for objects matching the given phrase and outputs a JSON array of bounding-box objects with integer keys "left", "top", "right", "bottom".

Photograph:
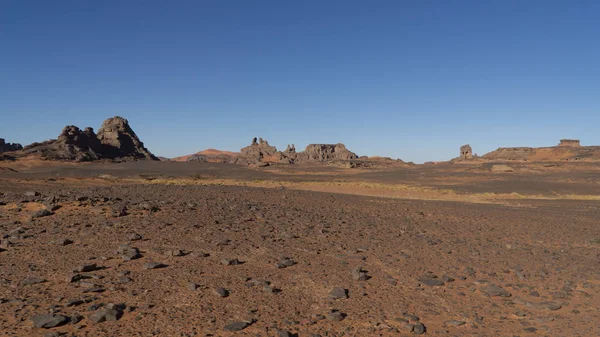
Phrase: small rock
[
  {"left": 66, "top": 299, "right": 84, "bottom": 307},
  {"left": 56, "top": 239, "right": 73, "bottom": 246},
  {"left": 420, "top": 278, "right": 445, "bottom": 287},
  {"left": 328, "top": 287, "right": 348, "bottom": 300},
  {"left": 66, "top": 274, "right": 86, "bottom": 283},
  {"left": 32, "top": 209, "right": 53, "bottom": 219},
  {"left": 401, "top": 323, "right": 415, "bottom": 332},
  {"left": 88, "top": 307, "right": 123, "bottom": 324},
  {"left": 442, "top": 274, "right": 455, "bottom": 283},
  {"left": 143, "top": 262, "right": 165, "bottom": 270},
  {"left": 21, "top": 277, "right": 47, "bottom": 286},
  {"left": 352, "top": 266, "right": 369, "bottom": 281},
  {"left": 31, "top": 314, "right": 68, "bottom": 328},
  {"left": 191, "top": 251, "right": 210, "bottom": 258},
  {"left": 223, "top": 321, "right": 249, "bottom": 331},
  {"left": 276, "top": 257, "right": 297, "bottom": 269},
  {"left": 403, "top": 313, "right": 420, "bottom": 322},
  {"left": 445, "top": 320, "right": 466, "bottom": 327},
  {"left": 221, "top": 258, "right": 242, "bottom": 266},
  {"left": 527, "top": 301, "right": 562, "bottom": 311},
  {"left": 74, "top": 264, "right": 100, "bottom": 273},
  {"left": 117, "top": 244, "right": 141, "bottom": 261},
  {"left": 326, "top": 310, "right": 345, "bottom": 321},
  {"left": 413, "top": 323, "right": 426, "bottom": 334},
  {"left": 213, "top": 287, "right": 229, "bottom": 298},
  {"left": 128, "top": 233, "right": 142, "bottom": 241},
  {"left": 481, "top": 283, "right": 511, "bottom": 297},
  {"left": 165, "top": 249, "right": 184, "bottom": 257}
]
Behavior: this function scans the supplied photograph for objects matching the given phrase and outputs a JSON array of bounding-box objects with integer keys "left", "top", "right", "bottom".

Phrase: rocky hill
[{"left": 20, "top": 117, "right": 157, "bottom": 162}]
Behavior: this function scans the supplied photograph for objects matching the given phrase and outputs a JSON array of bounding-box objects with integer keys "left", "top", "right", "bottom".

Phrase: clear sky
[{"left": 1, "top": 1, "right": 599, "bottom": 163}]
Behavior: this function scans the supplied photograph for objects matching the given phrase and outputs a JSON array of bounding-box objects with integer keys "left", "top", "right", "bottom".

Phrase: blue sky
[{"left": 1, "top": 1, "right": 599, "bottom": 162}]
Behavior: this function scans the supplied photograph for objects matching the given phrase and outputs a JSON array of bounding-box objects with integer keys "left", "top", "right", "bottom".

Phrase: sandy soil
[{"left": 1, "top": 160, "right": 599, "bottom": 336}]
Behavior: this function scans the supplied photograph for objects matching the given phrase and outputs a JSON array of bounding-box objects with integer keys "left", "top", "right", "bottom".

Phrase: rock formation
[
  {"left": 235, "top": 137, "right": 279, "bottom": 165},
  {"left": 0, "top": 138, "right": 23, "bottom": 154},
  {"left": 234, "top": 139, "right": 360, "bottom": 166},
  {"left": 299, "top": 144, "right": 358, "bottom": 161},
  {"left": 558, "top": 139, "right": 581, "bottom": 147},
  {"left": 279, "top": 144, "right": 298, "bottom": 164},
  {"left": 96, "top": 117, "right": 156, "bottom": 160},
  {"left": 460, "top": 144, "right": 473, "bottom": 160},
  {"left": 21, "top": 116, "right": 157, "bottom": 162}
]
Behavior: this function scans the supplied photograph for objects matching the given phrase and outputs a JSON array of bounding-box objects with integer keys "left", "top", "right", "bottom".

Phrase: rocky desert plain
[{"left": 1, "top": 117, "right": 600, "bottom": 337}]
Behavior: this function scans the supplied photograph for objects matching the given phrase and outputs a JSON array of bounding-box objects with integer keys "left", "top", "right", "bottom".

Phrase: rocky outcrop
[
  {"left": 298, "top": 144, "right": 358, "bottom": 162},
  {"left": 559, "top": 139, "right": 580, "bottom": 147},
  {"left": 460, "top": 145, "right": 473, "bottom": 160},
  {"left": 96, "top": 117, "right": 157, "bottom": 160},
  {"left": 21, "top": 116, "right": 157, "bottom": 162},
  {"left": 279, "top": 144, "right": 298, "bottom": 164},
  {"left": 186, "top": 154, "right": 208, "bottom": 162},
  {"left": 482, "top": 147, "right": 535, "bottom": 161},
  {"left": 234, "top": 139, "right": 359, "bottom": 166},
  {"left": 22, "top": 126, "right": 103, "bottom": 161},
  {"left": 235, "top": 137, "right": 279, "bottom": 165},
  {"left": 0, "top": 138, "right": 23, "bottom": 154},
  {"left": 480, "top": 139, "right": 600, "bottom": 162}
]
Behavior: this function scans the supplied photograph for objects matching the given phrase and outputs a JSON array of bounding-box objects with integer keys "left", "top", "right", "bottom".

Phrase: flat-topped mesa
[
  {"left": 0, "top": 138, "right": 23, "bottom": 154},
  {"left": 300, "top": 143, "right": 358, "bottom": 161},
  {"left": 460, "top": 144, "right": 473, "bottom": 160},
  {"left": 558, "top": 139, "right": 581, "bottom": 147}
]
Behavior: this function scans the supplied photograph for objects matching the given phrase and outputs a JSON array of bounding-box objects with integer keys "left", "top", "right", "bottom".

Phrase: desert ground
[{"left": 1, "top": 160, "right": 600, "bottom": 336}]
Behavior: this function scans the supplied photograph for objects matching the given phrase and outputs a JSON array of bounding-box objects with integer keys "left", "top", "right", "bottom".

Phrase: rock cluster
[
  {"left": 21, "top": 117, "right": 157, "bottom": 161},
  {"left": 0, "top": 138, "right": 23, "bottom": 154}
]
